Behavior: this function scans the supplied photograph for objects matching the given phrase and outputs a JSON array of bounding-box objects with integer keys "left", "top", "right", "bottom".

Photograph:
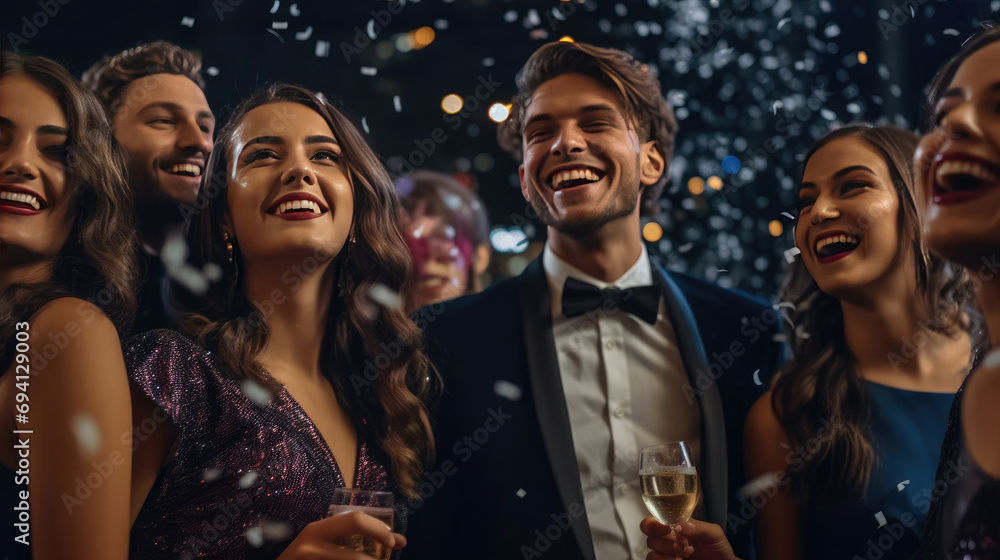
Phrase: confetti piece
[
  {"left": 503, "top": 10, "right": 518, "bottom": 23},
  {"left": 246, "top": 527, "right": 264, "bottom": 548},
  {"left": 206, "top": 66, "right": 220, "bottom": 77},
  {"left": 289, "top": 3, "right": 300, "bottom": 16},
  {"left": 795, "top": 325, "right": 811, "bottom": 339},
  {"left": 262, "top": 522, "right": 292, "bottom": 541},
  {"left": 942, "top": 28, "right": 960, "bottom": 36},
  {"left": 897, "top": 480, "right": 910, "bottom": 491},
  {"left": 434, "top": 19, "right": 449, "bottom": 30},
  {"left": 180, "top": 16, "right": 195, "bottom": 27},
  {"left": 494, "top": 380, "right": 523, "bottom": 401},
  {"left": 294, "top": 26, "right": 313, "bottom": 40},
  {"left": 783, "top": 247, "right": 801, "bottom": 263},
  {"left": 361, "top": 117, "right": 370, "bottom": 134},
  {"left": 203, "top": 468, "right": 222, "bottom": 482},
  {"left": 272, "top": 21, "right": 288, "bottom": 30},
  {"left": 516, "top": 488, "right": 527, "bottom": 498},
  {"left": 366, "top": 19, "right": 378, "bottom": 40},
  {"left": 266, "top": 28, "right": 285, "bottom": 43},
  {"left": 315, "top": 40, "right": 330, "bottom": 57},
  {"left": 269, "top": 1, "right": 280, "bottom": 14},
  {"left": 875, "top": 511, "right": 887, "bottom": 528},
  {"left": 982, "top": 348, "right": 1000, "bottom": 369},
  {"left": 369, "top": 283, "right": 402, "bottom": 310},
  {"left": 679, "top": 242, "right": 694, "bottom": 253},
  {"left": 777, "top": 17, "right": 791, "bottom": 31},
  {"left": 716, "top": 269, "right": 728, "bottom": 273},
  {"left": 393, "top": 95, "right": 402, "bottom": 112},
  {"left": 360, "top": 66, "right": 377, "bottom": 76},
  {"left": 240, "top": 380, "right": 274, "bottom": 407},
  {"left": 752, "top": 369, "right": 763, "bottom": 386},
  {"left": 482, "top": 57, "right": 496, "bottom": 67},
  {"left": 781, "top": 212, "right": 795, "bottom": 220},
  {"left": 737, "top": 472, "right": 779, "bottom": 498},
  {"left": 238, "top": 471, "right": 259, "bottom": 489},
  {"left": 72, "top": 414, "right": 101, "bottom": 455}
]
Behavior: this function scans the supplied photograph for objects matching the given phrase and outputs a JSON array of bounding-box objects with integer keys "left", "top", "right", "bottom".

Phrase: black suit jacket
[{"left": 406, "top": 255, "right": 783, "bottom": 559}]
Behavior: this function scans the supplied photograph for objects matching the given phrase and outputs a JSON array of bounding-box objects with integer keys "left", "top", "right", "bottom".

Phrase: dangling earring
[
  {"left": 223, "top": 231, "right": 239, "bottom": 287},
  {"left": 337, "top": 232, "right": 356, "bottom": 289}
]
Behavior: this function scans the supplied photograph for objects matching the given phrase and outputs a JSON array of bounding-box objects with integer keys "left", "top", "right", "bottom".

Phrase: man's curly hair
[{"left": 498, "top": 41, "right": 677, "bottom": 216}]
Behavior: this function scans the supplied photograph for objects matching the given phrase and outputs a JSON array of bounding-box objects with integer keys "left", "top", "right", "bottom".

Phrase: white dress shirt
[{"left": 543, "top": 243, "right": 702, "bottom": 560}]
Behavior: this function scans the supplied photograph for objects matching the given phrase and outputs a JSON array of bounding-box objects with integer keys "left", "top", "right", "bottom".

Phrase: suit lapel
[
  {"left": 518, "top": 258, "right": 596, "bottom": 560},
  {"left": 650, "top": 258, "right": 729, "bottom": 527}
]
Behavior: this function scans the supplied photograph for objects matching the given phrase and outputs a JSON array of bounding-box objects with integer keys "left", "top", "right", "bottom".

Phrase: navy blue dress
[{"left": 803, "top": 381, "right": 954, "bottom": 560}]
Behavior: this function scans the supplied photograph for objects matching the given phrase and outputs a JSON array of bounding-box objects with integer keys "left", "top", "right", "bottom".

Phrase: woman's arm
[
  {"left": 744, "top": 391, "right": 801, "bottom": 560},
  {"left": 23, "top": 298, "right": 132, "bottom": 559}
]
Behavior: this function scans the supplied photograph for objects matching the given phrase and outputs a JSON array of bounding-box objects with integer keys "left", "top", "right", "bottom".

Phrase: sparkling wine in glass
[
  {"left": 640, "top": 441, "right": 700, "bottom": 526},
  {"left": 328, "top": 488, "right": 394, "bottom": 560}
]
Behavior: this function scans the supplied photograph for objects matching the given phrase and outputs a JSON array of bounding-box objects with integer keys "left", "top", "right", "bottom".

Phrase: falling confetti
[
  {"left": 272, "top": 21, "right": 288, "bottom": 30},
  {"left": 262, "top": 522, "right": 293, "bottom": 542},
  {"left": 246, "top": 527, "right": 264, "bottom": 548},
  {"left": 393, "top": 95, "right": 402, "bottom": 112},
  {"left": 874, "top": 511, "right": 887, "bottom": 528},
  {"left": 240, "top": 380, "right": 274, "bottom": 407},
  {"left": 896, "top": 480, "right": 910, "bottom": 491},
  {"left": 982, "top": 348, "right": 1000, "bottom": 370},
  {"left": 180, "top": 16, "right": 195, "bottom": 27},
  {"left": 269, "top": 1, "right": 279, "bottom": 14},
  {"left": 266, "top": 28, "right": 285, "bottom": 43},
  {"left": 368, "top": 283, "right": 402, "bottom": 310},
  {"left": 777, "top": 17, "right": 791, "bottom": 31},
  {"left": 289, "top": 3, "right": 300, "bottom": 16},
  {"left": 294, "top": 26, "right": 313, "bottom": 40},
  {"left": 516, "top": 488, "right": 527, "bottom": 498},
  {"left": 315, "top": 40, "right": 330, "bottom": 57},
  {"left": 942, "top": 28, "right": 960, "bottom": 36},
  {"left": 493, "top": 380, "right": 523, "bottom": 401},
  {"left": 206, "top": 66, "right": 220, "bottom": 77},
  {"left": 781, "top": 212, "right": 795, "bottom": 220},
  {"left": 752, "top": 369, "right": 763, "bottom": 386},
  {"left": 238, "top": 471, "right": 259, "bottom": 489},
  {"left": 360, "top": 66, "right": 377, "bottom": 76},
  {"left": 72, "top": 414, "right": 101, "bottom": 455},
  {"left": 203, "top": 468, "right": 222, "bottom": 483},
  {"left": 361, "top": 117, "right": 370, "bottom": 134},
  {"left": 784, "top": 247, "right": 801, "bottom": 264}
]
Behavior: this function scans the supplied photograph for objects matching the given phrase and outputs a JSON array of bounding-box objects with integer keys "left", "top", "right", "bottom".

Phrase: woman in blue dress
[{"left": 742, "top": 124, "right": 981, "bottom": 560}]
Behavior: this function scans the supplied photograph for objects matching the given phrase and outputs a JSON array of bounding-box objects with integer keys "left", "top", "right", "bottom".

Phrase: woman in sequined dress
[
  {"left": 912, "top": 24, "right": 1000, "bottom": 560},
  {"left": 0, "top": 52, "right": 138, "bottom": 559},
  {"left": 125, "top": 83, "right": 436, "bottom": 559}
]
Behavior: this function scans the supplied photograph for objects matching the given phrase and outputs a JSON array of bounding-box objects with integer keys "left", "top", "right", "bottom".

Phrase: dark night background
[{"left": 4, "top": 0, "right": 996, "bottom": 299}]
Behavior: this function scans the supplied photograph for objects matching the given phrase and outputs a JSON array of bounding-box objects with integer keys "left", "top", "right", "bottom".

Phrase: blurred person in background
[
  {"left": 396, "top": 170, "right": 491, "bottom": 310},
  {"left": 83, "top": 41, "right": 214, "bottom": 333}
]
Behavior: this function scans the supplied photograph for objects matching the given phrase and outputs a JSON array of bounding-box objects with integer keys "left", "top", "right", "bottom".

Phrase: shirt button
[
  {"left": 605, "top": 340, "right": 615, "bottom": 350},
  {"left": 614, "top": 407, "right": 627, "bottom": 418},
  {"left": 617, "top": 482, "right": 630, "bottom": 495}
]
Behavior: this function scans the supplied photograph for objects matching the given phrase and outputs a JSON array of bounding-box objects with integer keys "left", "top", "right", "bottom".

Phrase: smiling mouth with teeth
[
  {"left": 165, "top": 163, "right": 202, "bottom": 177},
  {"left": 0, "top": 191, "right": 41, "bottom": 210},
  {"left": 549, "top": 168, "right": 603, "bottom": 190},
  {"left": 815, "top": 234, "right": 860, "bottom": 260},
  {"left": 934, "top": 160, "right": 1000, "bottom": 193},
  {"left": 275, "top": 200, "right": 324, "bottom": 215}
]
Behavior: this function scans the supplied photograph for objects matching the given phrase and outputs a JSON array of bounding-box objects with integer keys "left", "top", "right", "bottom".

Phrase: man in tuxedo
[
  {"left": 407, "top": 41, "right": 782, "bottom": 559},
  {"left": 83, "top": 41, "right": 214, "bottom": 333}
]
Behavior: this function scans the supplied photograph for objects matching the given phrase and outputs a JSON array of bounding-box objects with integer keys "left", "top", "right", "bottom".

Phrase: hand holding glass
[
  {"left": 328, "top": 488, "right": 394, "bottom": 560},
  {"left": 640, "top": 442, "right": 700, "bottom": 526}
]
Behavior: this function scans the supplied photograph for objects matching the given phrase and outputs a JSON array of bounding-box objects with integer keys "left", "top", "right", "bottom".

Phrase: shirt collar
[{"left": 543, "top": 243, "right": 653, "bottom": 318}]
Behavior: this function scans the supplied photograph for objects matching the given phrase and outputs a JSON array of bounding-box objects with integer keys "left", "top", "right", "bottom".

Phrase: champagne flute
[
  {"left": 640, "top": 441, "right": 700, "bottom": 526},
  {"left": 328, "top": 488, "right": 394, "bottom": 560}
]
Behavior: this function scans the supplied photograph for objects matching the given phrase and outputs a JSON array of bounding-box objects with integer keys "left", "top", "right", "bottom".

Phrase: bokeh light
[
  {"left": 488, "top": 102, "right": 510, "bottom": 122},
  {"left": 687, "top": 177, "right": 705, "bottom": 196},
  {"left": 707, "top": 176, "right": 724, "bottom": 191},
  {"left": 643, "top": 222, "right": 664, "bottom": 243},
  {"left": 441, "top": 94, "right": 463, "bottom": 114},
  {"left": 768, "top": 220, "right": 784, "bottom": 237}
]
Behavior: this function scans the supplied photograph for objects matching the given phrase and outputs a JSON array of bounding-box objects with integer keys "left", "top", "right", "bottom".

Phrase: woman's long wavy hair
[
  {"left": 0, "top": 51, "right": 137, "bottom": 373},
  {"left": 771, "top": 124, "right": 979, "bottom": 501},
  {"left": 177, "top": 83, "right": 434, "bottom": 498}
]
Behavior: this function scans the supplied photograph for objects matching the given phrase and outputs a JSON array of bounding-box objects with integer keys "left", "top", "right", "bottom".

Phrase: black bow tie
[{"left": 561, "top": 277, "right": 660, "bottom": 325}]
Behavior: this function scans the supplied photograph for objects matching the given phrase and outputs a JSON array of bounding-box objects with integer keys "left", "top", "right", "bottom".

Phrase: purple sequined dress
[{"left": 125, "top": 329, "right": 405, "bottom": 559}]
